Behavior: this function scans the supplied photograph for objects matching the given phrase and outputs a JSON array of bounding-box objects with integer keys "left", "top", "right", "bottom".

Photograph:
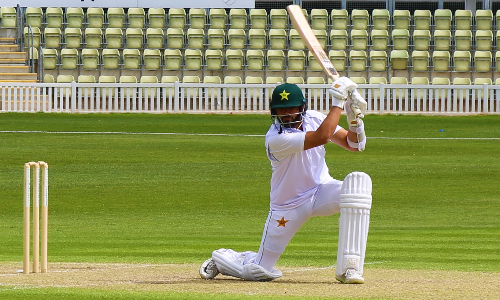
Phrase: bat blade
[{"left": 287, "top": 5, "right": 339, "bottom": 81}]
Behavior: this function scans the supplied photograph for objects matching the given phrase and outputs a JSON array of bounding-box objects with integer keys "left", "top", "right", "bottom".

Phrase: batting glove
[{"left": 328, "top": 77, "right": 358, "bottom": 109}]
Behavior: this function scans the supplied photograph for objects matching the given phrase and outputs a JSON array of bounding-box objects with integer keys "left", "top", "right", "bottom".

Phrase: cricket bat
[{"left": 287, "top": 4, "right": 362, "bottom": 119}]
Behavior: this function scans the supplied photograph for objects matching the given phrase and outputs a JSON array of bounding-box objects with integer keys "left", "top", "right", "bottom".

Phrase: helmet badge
[{"left": 279, "top": 90, "right": 290, "bottom": 100}]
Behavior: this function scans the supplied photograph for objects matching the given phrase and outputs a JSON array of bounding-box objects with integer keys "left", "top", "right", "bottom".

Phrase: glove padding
[
  {"left": 346, "top": 90, "right": 367, "bottom": 126},
  {"left": 347, "top": 119, "right": 366, "bottom": 152},
  {"left": 328, "top": 77, "right": 358, "bottom": 109}
]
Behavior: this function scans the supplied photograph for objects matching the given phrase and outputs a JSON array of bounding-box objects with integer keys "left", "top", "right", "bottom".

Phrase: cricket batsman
[{"left": 200, "top": 77, "right": 372, "bottom": 284}]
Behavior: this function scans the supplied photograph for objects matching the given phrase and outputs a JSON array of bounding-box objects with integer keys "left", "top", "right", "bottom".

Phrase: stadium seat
[
  {"left": 126, "top": 28, "right": 143, "bottom": 49},
  {"left": 209, "top": 8, "right": 227, "bottom": 29},
  {"left": 25, "top": 7, "right": 42, "bottom": 28},
  {"left": 393, "top": 10, "right": 410, "bottom": 30},
  {"left": 168, "top": 8, "right": 186, "bottom": 28},
  {"left": 44, "top": 74, "right": 55, "bottom": 83},
  {"left": 81, "top": 48, "right": 99, "bottom": 69},
  {"left": 351, "top": 9, "right": 368, "bottom": 30},
  {"left": 228, "top": 29, "right": 246, "bottom": 49},
  {"left": 128, "top": 8, "right": 145, "bottom": 29},
  {"left": 245, "top": 76, "right": 264, "bottom": 99},
  {"left": 329, "top": 50, "right": 347, "bottom": 71},
  {"left": 370, "top": 29, "right": 388, "bottom": 50},
  {"left": 411, "top": 50, "right": 430, "bottom": 71},
  {"left": 146, "top": 28, "right": 164, "bottom": 49},
  {"left": 411, "top": 77, "right": 429, "bottom": 85},
  {"left": 224, "top": 75, "right": 242, "bottom": 99},
  {"left": 310, "top": 9, "right": 328, "bottom": 30},
  {"left": 140, "top": 76, "right": 158, "bottom": 98},
  {"left": 78, "top": 75, "right": 95, "bottom": 84},
  {"left": 85, "top": 28, "right": 102, "bottom": 49},
  {"left": 454, "top": 10, "right": 471, "bottom": 30},
  {"left": 205, "top": 49, "right": 223, "bottom": 70},
  {"left": 161, "top": 76, "right": 179, "bottom": 98},
  {"left": 148, "top": 8, "right": 166, "bottom": 28},
  {"left": 64, "top": 28, "right": 82, "bottom": 49},
  {"left": 347, "top": 77, "right": 365, "bottom": 85},
  {"left": 44, "top": 28, "right": 62, "bottom": 48},
  {"left": 350, "top": 29, "right": 368, "bottom": 50},
  {"left": 203, "top": 75, "right": 221, "bottom": 83},
  {"left": 474, "top": 51, "right": 492, "bottom": 72},
  {"left": 24, "top": 27, "right": 40, "bottom": 48},
  {"left": 229, "top": 8, "right": 247, "bottom": 29},
  {"left": 60, "top": 48, "right": 78, "bottom": 69},
  {"left": 105, "top": 28, "right": 123, "bottom": 49},
  {"left": 187, "top": 28, "right": 205, "bottom": 49},
  {"left": 390, "top": 77, "right": 408, "bottom": 98},
  {"left": 46, "top": 7, "right": 63, "bottom": 28},
  {"left": 434, "top": 30, "right": 451, "bottom": 51},
  {"left": 225, "top": 49, "right": 244, "bottom": 70},
  {"left": 453, "top": 51, "right": 471, "bottom": 72},
  {"left": 42, "top": 49, "right": 58, "bottom": 70},
  {"left": 390, "top": 50, "right": 409, "bottom": 70},
  {"left": 413, "top": 10, "right": 431, "bottom": 30},
  {"left": 371, "top": 9, "right": 389, "bottom": 30},
  {"left": 270, "top": 9, "right": 288, "bottom": 29},
  {"left": 246, "top": 49, "right": 264, "bottom": 70},
  {"left": 245, "top": 76, "right": 263, "bottom": 84},
  {"left": 475, "top": 10, "right": 493, "bottom": 30},
  {"left": 56, "top": 75, "right": 75, "bottom": 97},
  {"left": 268, "top": 29, "right": 287, "bottom": 50},
  {"left": 0, "top": 7, "right": 17, "bottom": 27},
  {"left": 266, "top": 76, "right": 284, "bottom": 84},
  {"left": 434, "top": 9, "right": 452, "bottom": 30},
  {"left": 307, "top": 76, "right": 325, "bottom": 84},
  {"left": 203, "top": 75, "right": 221, "bottom": 98},
  {"left": 249, "top": 9, "right": 267, "bottom": 29},
  {"left": 248, "top": 29, "right": 266, "bottom": 49},
  {"left": 123, "top": 49, "right": 141, "bottom": 69},
  {"left": 289, "top": 29, "right": 305, "bottom": 50},
  {"left": 98, "top": 76, "right": 117, "bottom": 96},
  {"left": 496, "top": 52, "right": 500, "bottom": 72},
  {"left": 369, "top": 77, "right": 387, "bottom": 100},
  {"left": 475, "top": 30, "right": 493, "bottom": 51},
  {"left": 474, "top": 78, "right": 492, "bottom": 99},
  {"left": 184, "top": 49, "right": 203, "bottom": 70},
  {"left": 87, "top": 8, "right": 104, "bottom": 28},
  {"left": 119, "top": 76, "right": 138, "bottom": 98},
  {"left": 330, "top": 29, "right": 348, "bottom": 50},
  {"left": 349, "top": 50, "right": 367, "bottom": 71},
  {"left": 432, "top": 51, "right": 450, "bottom": 71},
  {"left": 410, "top": 76, "right": 430, "bottom": 101},
  {"left": 413, "top": 30, "right": 431, "bottom": 51},
  {"left": 189, "top": 8, "right": 206, "bottom": 29},
  {"left": 330, "top": 9, "right": 348, "bottom": 30},
  {"left": 267, "top": 50, "right": 285, "bottom": 70},
  {"left": 391, "top": 29, "right": 410, "bottom": 50},
  {"left": 164, "top": 49, "right": 182, "bottom": 70},
  {"left": 369, "top": 50, "right": 387, "bottom": 71},
  {"left": 308, "top": 51, "right": 322, "bottom": 71},
  {"left": 286, "top": 77, "right": 304, "bottom": 84},
  {"left": 166, "top": 28, "right": 185, "bottom": 49},
  {"left": 102, "top": 49, "right": 120, "bottom": 69},
  {"left": 119, "top": 75, "right": 137, "bottom": 83},
  {"left": 432, "top": 77, "right": 450, "bottom": 85},
  {"left": 66, "top": 7, "right": 84, "bottom": 28},
  {"left": 207, "top": 29, "right": 225, "bottom": 49},
  {"left": 313, "top": 29, "right": 328, "bottom": 49},
  {"left": 452, "top": 77, "right": 471, "bottom": 86},
  {"left": 143, "top": 49, "right": 161, "bottom": 70},
  {"left": 287, "top": 50, "right": 306, "bottom": 70},
  {"left": 454, "top": 30, "right": 472, "bottom": 51}
]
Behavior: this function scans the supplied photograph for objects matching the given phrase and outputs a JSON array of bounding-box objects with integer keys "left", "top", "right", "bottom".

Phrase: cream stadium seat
[
  {"left": 349, "top": 50, "right": 366, "bottom": 71},
  {"left": 434, "top": 9, "right": 452, "bottom": 30},
  {"left": 266, "top": 76, "right": 284, "bottom": 84},
  {"left": 143, "top": 49, "right": 161, "bottom": 70},
  {"left": 350, "top": 9, "right": 368, "bottom": 30},
  {"left": 107, "top": 8, "right": 125, "bottom": 28},
  {"left": 87, "top": 8, "right": 104, "bottom": 28},
  {"left": 0, "top": 7, "right": 17, "bottom": 28},
  {"left": 246, "top": 50, "right": 264, "bottom": 70},
  {"left": 434, "top": 30, "right": 451, "bottom": 51},
  {"left": 168, "top": 8, "right": 186, "bottom": 28},
  {"left": 209, "top": 8, "right": 227, "bottom": 29},
  {"left": 411, "top": 50, "right": 430, "bottom": 72},
  {"left": 205, "top": 49, "right": 223, "bottom": 70},
  {"left": 25, "top": 7, "right": 42, "bottom": 28},
  {"left": 66, "top": 7, "right": 84, "bottom": 28},
  {"left": 225, "top": 49, "right": 244, "bottom": 70},
  {"left": 413, "top": 10, "right": 431, "bottom": 30},
  {"left": 329, "top": 50, "right": 347, "bottom": 71},
  {"left": 390, "top": 50, "right": 409, "bottom": 70},
  {"left": 166, "top": 28, "right": 185, "bottom": 49},
  {"left": 370, "top": 29, "right": 388, "bottom": 51},
  {"left": 184, "top": 49, "right": 202, "bottom": 70},
  {"left": 286, "top": 76, "right": 304, "bottom": 84},
  {"left": 84, "top": 28, "right": 102, "bottom": 49},
  {"left": 454, "top": 30, "right": 472, "bottom": 51},
  {"left": 351, "top": 29, "right": 368, "bottom": 50},
  {"left": 249, "top": 9, "right": 267, "bottom": 29},
  {"left": 146, "top": 28, "right": 164, "bottom": 49},
  {"left": 369, "top": 51, "right": 387, "bottom": 72},
  {"left": 102, "top": 49, "right": 120, "bottom": 69},
  {"left": 474, "top": 51, "right": 492, "bottom": 72},
  {"left": 122, "top": 49, "right": 141, "bottom": 69},
  {"left": 128, "top": 8, "right": 145, "bottom": 29},
  {"left": 44, "top": 28, "right": 62, "bottom": 49},
  {"left": 454, "top": 10, "right": 471, "bottom": 30},
  {"left": 267, "top": 50, "right": 285, "bottom": 70},
  {"left": 164, "top": 49, "right": 182, "bottom": 70},
  {"left": 413, "top": 30, "right": 431, "bottom": 51},
  {"left": 187, "top": 28, "right": 205, "bottom": 49},
  {"left": 45, "top": 7, "right": 63, "bottom": 28},
  {"left": 228, "top": 29, "right": 246, "bottom": 49},
  {"left": 268, "top": 29, "right": 287, "bottom": 50},
  {"left": 207, "top": 29, "right": 225, "bottom": 49},
  {"left": 229, "top": 9, "right": 247, "bottom": 29},
  {"left": 42, "top": 49, "right": 58, "bottom": 70},
  {"left": 60, "top": 48, "right": 78, "bottom": 69},
  {"left": 310, "top": 9, "right": 328, "bottom": 30},
  {"left": 432, "top": 51, "right": 450, "bottom": 71},
  {"left": 330, "top": 29, "right": 348, "bottom": 50},
  {"left": 125, "top": 28, "right": 144, "bottom": 49},
  {"left": 287, "top": 50, "right": 306, "bottom": 71},
  {"left": 24, "top": 27, "right": 41, "bottom": 48},
  {"left": 453, "top": 51, "right": 471, "bottom": 72},
  {"left": 64, "top": 28, "right": 82, "bottom": 49},
  {"left": 391, "top": 29, "right": 410, "bottom": 50},
  {"left": 248, "top": 29, "right": 266, "bottom": 50},
  {"left": 105, "top": 28, "right": 123, "bottom": 49},
  {"left": 189, "top": 8, "right": 207, "bottom": 29},
  {"left": 371, "top": 9, "right": 389, "bottom": 30},
  {"left": 269, "top": 9, "right": 288, "bottom": 29},
  {"left": 81, "top": 48, "right": 99, "bottom": 69},
  {"left": 140, "top": 76, "right": 159, "bottom": 99},
  {"left": 330, "top": 9, "right": 348, "bottom": 30},
  {"left": 392, "top": 10, "right": 410, "bottom": 30},
  {"left": 475, "top": 10, "right": 493, "bottom": 30},
  {"left": 148, "top": 8, "right": 166, "bottom": 28}
]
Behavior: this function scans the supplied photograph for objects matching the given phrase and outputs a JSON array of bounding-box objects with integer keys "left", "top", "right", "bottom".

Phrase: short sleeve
[{"left": 266, "top": 131, "right": 306, "bottom": 162}]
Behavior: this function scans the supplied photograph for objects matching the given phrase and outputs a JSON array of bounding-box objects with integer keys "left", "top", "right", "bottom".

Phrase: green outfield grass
[{"left": 1, "top": 113, "right": 499, "bottom": 299}]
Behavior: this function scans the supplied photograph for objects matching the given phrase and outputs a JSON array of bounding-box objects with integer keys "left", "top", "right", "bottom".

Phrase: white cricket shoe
[
  {"left": 336, "top": 269, "right": 364, "bottom": 284},
  {"left": 199, "top": 258, "right": 220, "bottom": 280}
]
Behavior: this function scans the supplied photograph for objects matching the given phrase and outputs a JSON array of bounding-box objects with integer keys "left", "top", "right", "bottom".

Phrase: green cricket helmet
[{"left": 270, "top": 83, "right": 307, "bottom": 131}]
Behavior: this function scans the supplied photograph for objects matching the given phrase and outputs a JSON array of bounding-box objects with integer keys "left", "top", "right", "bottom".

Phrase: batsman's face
[{"left": 276, "top": 107, "right": 301, "bottom": 128}]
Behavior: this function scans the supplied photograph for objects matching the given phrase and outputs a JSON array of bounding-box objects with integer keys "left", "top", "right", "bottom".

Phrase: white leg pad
[
  {"left": 212, "top": 248, "right": 262, "bottom": 280},
  {"left": 242, "top": 263, "right": 283, "bottom": 281},
  {"left": 336, "top": 172, "right": 372, "bottom": 278}
]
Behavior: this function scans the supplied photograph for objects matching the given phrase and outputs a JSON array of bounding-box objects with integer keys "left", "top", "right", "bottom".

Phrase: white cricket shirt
[{"left": 265, "top": 110, "right": 341, "bottom": 210}]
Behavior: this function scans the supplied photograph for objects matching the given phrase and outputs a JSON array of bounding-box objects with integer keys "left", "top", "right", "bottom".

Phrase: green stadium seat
[
  {"left": 44, "top": 28, "right": 62, "bottom": 49},
  {"left": 349, "top": 50, "right": 367, "bottom": 71},
  {"left": 329, "top": 50, "right": 347, "bottom": 71},
  {"left": 370, "top": 29, "right": 388, "bottom": 51},
  {"left": 25, "top": 7, "right": 42, "bottom": 28},
  {"left": 270, "top": 9, "right": 287, "bottom": 29},
  {"left": 351, "top": 9, "right": 368, "bottom": 30},
  {"left": 205, "top": 49, "right": 223, "bottom": 70},
  {"left": 64, "top": 28, "right": 82, "bottom": 49},
  {"left": 84, "top": 28, "right": 102, "bottom": 49},
  {"left": 184, "top": 49, "right": 203, "bottom": 70},
  {"left": 189, "top": 8, "right": 206, "bottom": 29},
  {"left": 475, "top": 30, "right": 493, "bottom": 51},
  {"left": 122, "top": 49, "right": 141, "bottom": 69},
  {"left": 66, "top": 8, "right": 84, "bottom": 28},
  {"left": 287, "top": 50, "right": 306, "bottom": 71},
  {"left": 411, "top": 50, "right": 430, "bottom": 71},
  {"left": 148, "top": 8, "right": 166, "bottom": 28},
  {"left": 413, "top": 10, "right": 431, "bottom": 30},
  {"left": 475, "top": 10, "right": 493, "bottom": 30},
  {"left": 229, "top": 8, "right": 247, "bottom": 29},
  {"left": 81, "top": 48, "right": 99, "bottom": 69},
  {"left": 453, "top": 51, "right": 471, "bottom": 72},
  {"left": 454, "top": 30, "right": 472, "bottom": 51},
  {"left": 24, "top": 27, "right": 41, "bottom": 48},
  {"left": 166, "top": 28, "right": 185, "bottom": 49},
  {"left": 434, "top": 9, "right": 452, "bottom": 30},
  {"left": 60, "top": 48, "right": 78, "bottom": 69},
  {"left": 391, "top": 29, "right": 409, "bottom": 50},
  {"left": 168, "top": 8, "right": 186, "bottom": 28},
  {"left": 369, "top": 50, "right": 387, "bottom": 71},
  {"left": 225, "top": 49, "right": 244, "bottom": 70},
  {"left": 0, "top": 7, "right": 17, "bottom": 28},
  {"left": 125, "top": 28, "right": 143, "bottom": 49},
  {"left": 105, "top": 28, "right": 123, "bottom": 49},
  {"left": 267, "top": 50, "right": 285, "bottom": 70},
  {"left": 454, "top": 10, "right": 471, "bottom": 30},
  {"left": 87, "top": 7, "right": 104, "bottom": 28},
  {"left": 434, "top": 30, "right": 451, "bottom": 51},
  {"left": 46, "top": 7, "right": 63, "bottom": 28},
  {"left": 164, "top": 49, "right": 182, "bottom": 70},
  {"left": 187, "top": 28, "right": 205, "bottom": 49},
  {"left": 128, "top": 8, "right": 145, "bottom": 29},
  {"left": 371, "top": 9, "right": 389, "bottom": 30},
  {"left": 330, "top": 29, "right": 348, "bottom": 50},
  {"left": 474, "top": 51, "right": 492, "bottom": 72},
  {"left": 413, "top": 30, "right": 431, "bottom": 51},
  {"left": 228, "top": 29, "right": 246, "bottom": 49},
  {"left": 207, "top": 29, "right": 225, "bottom": 49},
  {"left": 432, "top": 51, "right": 450, "bottom": 71},
  {"left": 143, "top": 49, "right": 161, "bottom": 70},
  {"left": 330, "top": 9, "right": 348, "bottom": 30},
  {"left": 102, "top": 49, "right": 120, "bottom": 69},
  {"left": 351, "top": 29, "right": 368, "bottom": 50},
  {"left": 246, "top": 49, "right": 264, "bottom": 70},
  {"left": 393, "top": 10, "right": 410, "bottom": 30},
  {"left": 209, "top": 8, "right": 227, "bottom": 29},
  {"left": 249, "top": 9, "right": 267, "bottom": 29},
  {"left": 248, "top": 29, "right": 266, "bottom": 49},
  {"left": 269, "top": 29, "right": 287, "bottom": 50},
  {"left": 390, "top": 50, "right": 409, "bottom": 70},
  {"left": 42, "top": 49, "right": 58, "bottom": 70},
  {"left": 146, "top": 28, "right": 164, "bottom": 49},
  {"left": 310, "top": 9, "right": 328, "bottom": 30}
]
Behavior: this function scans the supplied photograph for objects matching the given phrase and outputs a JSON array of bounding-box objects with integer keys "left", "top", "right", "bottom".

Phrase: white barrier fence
[{"left": 1, "top": 82, "right": 500, "bottom": 114}]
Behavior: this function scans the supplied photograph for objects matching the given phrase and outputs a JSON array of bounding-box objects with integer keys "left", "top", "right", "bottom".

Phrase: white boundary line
[{"left": 1, "top": 130, "right": 499, "bottom": 140}]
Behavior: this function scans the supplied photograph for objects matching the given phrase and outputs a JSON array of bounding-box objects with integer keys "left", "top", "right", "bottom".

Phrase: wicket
[{"left": 23, "top": 161, "right": 48, "bottom": 274}]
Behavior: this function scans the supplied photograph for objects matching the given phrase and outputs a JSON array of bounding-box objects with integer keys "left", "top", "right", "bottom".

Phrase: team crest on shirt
[{"left": 277, "top": 217, "right": 289, "bottom": 227}]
